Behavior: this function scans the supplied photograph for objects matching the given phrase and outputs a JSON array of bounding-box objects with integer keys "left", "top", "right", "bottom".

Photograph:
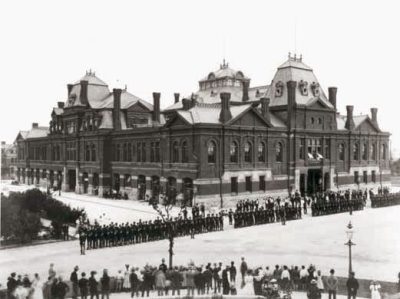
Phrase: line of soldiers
[
  {"left": 230, "top": 198, "right": 302, "bottom": 228},
  {"left": 310, "top": 190, "right": 365, "bottom": 217},
  {"left": 78, "top": 213, "right": 224, "bottom": 255},
  {"left": 371, "top": 191, "right": 400, "bottom": 208}
]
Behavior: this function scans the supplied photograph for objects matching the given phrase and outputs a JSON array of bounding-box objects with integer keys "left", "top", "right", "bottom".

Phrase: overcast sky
[{"left": 1, "top": 0, "right": 399, "bottom": 157}]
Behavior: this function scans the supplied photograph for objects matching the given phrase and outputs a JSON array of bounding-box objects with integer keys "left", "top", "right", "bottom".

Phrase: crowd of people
[
  {"left": 77, "top": 212, "right": 223, "bottom": 255},
  {"left": 371, "top": 187, "right": 400, "bottom": 208},
  {"left": 230, "top": 198, "right": 302, "bottom": 229},
  {"left": 310, "top": 190, "right": 366, "bottom": 217},
  {"left": 7, "top": 258, "right": 385, "bottom": 299}
]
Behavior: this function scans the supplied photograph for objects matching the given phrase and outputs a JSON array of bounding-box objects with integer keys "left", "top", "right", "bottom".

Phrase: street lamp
[{"left": 345, "top": 221, "right": 356, "bottom": 275}]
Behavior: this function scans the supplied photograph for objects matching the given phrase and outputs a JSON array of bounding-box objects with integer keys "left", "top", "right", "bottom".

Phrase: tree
[{"left": 152, "top": 193, "right": 184, "bottom": 269}]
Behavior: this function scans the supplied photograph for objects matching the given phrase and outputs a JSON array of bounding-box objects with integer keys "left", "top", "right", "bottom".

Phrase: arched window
[
  {"left": 230, "top": 141, "right": 238, "bottom": 163},
  {"left": 275, "top": 142, "right": 283, "bottom": 162},
  {"left": 85, "top": 144, "right": 90, "bottom": 161},
  {"left": 207, "top": 141, "right": 216, "bottom": 163},
  {"left": 123, "top": 143, "right": 128, "bottom": 161},
  {"left": 353, "top": 143, "right": 359, "bottom": 160},
  {"left": 172, "top": 142, "right": 179, "bottom": 163},
  {"left": 370, "top": 143, "right": 377, "bottom": 160},
  {"left": 181, "top": 141, "right": 188, "bottom": 163},
  {"left": 362, "top": 142, "right": 368, "bottom": 160},
  {"left": 258, "top": 142, "right": 266, "bottom": 162},
  {"left": 339, "top": 143, "right": 345, "bottom": 161},
  {"left": 91, "top": 144, "right": 96, "bottom": 161},
  {"left": 382, "top": 143, "right": 387, "bottom": 160},
  {"left": 116, "top": 144, "right": 121, "bottom": 161},
  {"left": 244, "top": 142, "right": 252, "bottom": 163},
  {"left": 127, "top": 143, "right": 132, "bottom": 161}
]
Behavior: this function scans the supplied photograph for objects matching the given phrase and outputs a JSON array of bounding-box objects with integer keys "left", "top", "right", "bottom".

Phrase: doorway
[
  {"left": 307, "top": 169, "right": 322, "bottom": 195},
  {"left": 68, "top": 169, "right": 76, "bottom": 191}
]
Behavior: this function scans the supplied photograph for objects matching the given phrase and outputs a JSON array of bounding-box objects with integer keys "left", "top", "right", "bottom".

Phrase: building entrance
[
  {"left": 68, "top": 169, "right": 76, "bottom": 191},
  {"left": 307, "top": 169, "right": 322, "bottom": 195}
]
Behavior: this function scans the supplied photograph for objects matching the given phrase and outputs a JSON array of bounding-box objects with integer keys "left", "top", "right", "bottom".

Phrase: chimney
[
  {"left": 371, "top": 108, "right": 378, "bottom": 125},
  {"left": 242, "top": 81, "right": 249, "bottom": 102},
  {"left": 287, "top": 81, "right": 297, "bottom": 130},
  {"left": 174, "top": 93, "right": 180, "bottom": 104},
  {"left": 113, "top": 88, "right": 122, "bottom": 130},
  {"left": 219, "top": 92, "right": 232, "bottom": 123},
  {"left": 57, "top": 102, "right": 65, "bottom": 109},
  {"left": 67, "top": 84, "right": 73, "bottom": 96},
  {"left": 32, "top": 123, "right": 38, "bottom": 129},
  {"left": 260, "top": 97, "right": 271, "bottom": 123},
  {"left": 1, "top": 141, "right": 6, "bottom": 146},
  {"left": 328, "top": 87, "right": 337, "bottom": 110},
  {"left": 152, "top": 92, "right": 161, "bottom": 123},
  {"left": 345, "top": 105, "right": 355, "bottom": 130},
  {"left": 182, "top": 98, "right": 192, "bottom": 110},
  {"left": 79, "top": 80, "right": 89, "bottom": 105}
]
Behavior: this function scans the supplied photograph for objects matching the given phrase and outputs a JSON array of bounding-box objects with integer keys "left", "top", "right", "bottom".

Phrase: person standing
[
  {"left": 49, "top": 264, "right": 56, "bottom": 281},
  {"left": 170, "top": 266, "right": 183, "bottom": 296},
  {"left": 70, "top": 266, "right": 79, "bottom": 299},
  {"left": 7, "top": 272, "right": 17, "bottom": 299},
  {"left": 154, "top": 268, "right": 166, "bottom": 296},
  {"left": 229, "top": 262, "right": 237, "bottom": 284},
  {"left": 100, "top": 269, "right": 110, "bottom": 299},
  {"left": 370, "top": 281, "right": 381, "bottom": 299},
  {"left": 31, "top": 273, "right": 43, "bottom": 299},
  {"left": 240, "top": 257, "right": 248, "bottom": 287},
  {"left": 222, "top": 265, "right": 230, "bottom": 295},
  {"left": 346, "top": 272, "right": 359, "bottom": 299},
  {"left": 141, "top": 266, "right": 153, "bottom": 297},
  {"left": 78, "top": 273, "right": 89, "bottom": 299},
  {"left": 54, "top": 276, "right": 69, "bottom": 299},
  {"left": 307, "top": 280, "right": 321, "bottom": 299},
  {"left": 123, "top": 265, "right": 130, "bottom": 291},
  {"left": 326, "top": 269, "right": 338, "bottom": 299},
  {"left": 281, "top": 265, "right": 291, "bottom": 291},
  {"left": 115, "top": 270, "right": 124, "bottom": 293},
  {"left": 89, "top": 271, "right": 99, "bottom": 299},
  {"left": 129, "top": 268, "right": 139, "bottom": 298},
  {"left": 316, "top": 270, "right": 324, "bottom": 293},
  {"left": 42, "top": 277, "right": 53, "bottom": 299}
]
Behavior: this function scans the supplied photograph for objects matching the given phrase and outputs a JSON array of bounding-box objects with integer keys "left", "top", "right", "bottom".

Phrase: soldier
[{"left": 79, "top": 227, "right": 87, "bottom": 255}]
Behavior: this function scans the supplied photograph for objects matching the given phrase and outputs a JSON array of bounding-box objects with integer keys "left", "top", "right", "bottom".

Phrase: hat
[
  {"left": 74, "top": 266, "right": 79, "bottom": 270},
  {"left": 270, "top": 279, "right": 277, "bottom": 283},
  {"left": 311, "top": 279, "right": 317, "bottom": 284}
]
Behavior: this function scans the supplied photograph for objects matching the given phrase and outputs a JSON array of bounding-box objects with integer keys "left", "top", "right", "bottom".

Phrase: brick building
[{"left": 14, "top": 55, "right": 391, "bottom": 208}]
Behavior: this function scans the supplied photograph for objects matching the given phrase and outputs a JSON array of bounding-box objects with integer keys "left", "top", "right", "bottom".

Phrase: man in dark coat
[
  {"left": 53, "top": 277, "right": 70, "bottom": 299},
  {"left": 129, "top": 268, "right": 139, "bottom": 298},
  {"left": 229, "top": 261, "right": 237, "bottom": 283},
  {"left": 222, "top": 265, "right": 230, "bottom": 295},
  {"left": 88, "top": 271, "right": 99, "bottom": 299},
  {"left": 7, "top": 272, "right": 17, "bottom": 299},
  {"left": 170, "top": 267, "right": 183, "bottom": 296},
  {"left": 346, "top": 272, "right": 359, "bottom": 299},
  {"left": 70, "top": 266, "right": 79, "bottom": 299},
  {"left": 240, "top": 257, "right": 248, "bottom": 286},
  {"left": 78, "top": 272, "right": 89, "bottom": 299},
  {"left": 100, "top": 269, "right": 110, "bottom": 299}
]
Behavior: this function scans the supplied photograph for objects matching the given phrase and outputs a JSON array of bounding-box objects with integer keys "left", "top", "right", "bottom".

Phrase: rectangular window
[
  {"left": 363, "top": 171, "right": 368, "bottom": 184},
  {"left": 299, "top": 138, "right": 305, "bottom": 160},
  {"left": 324, "top": 139, "right": 330, "bottom": 159},
  {"left": 372, "top": 170, "right": 376, "bottom": 183},
  {"left": 231, "top": 177, "right": 238, "bottom": 194},
  {"left": 245, "top": 176, "right": 252, "bottom": 192},
  {"left": 259, "top": 175, "right": 266, "bottom": 192},
  {"left": 354, "top": 171, "right": 359, "bottom": 184}
]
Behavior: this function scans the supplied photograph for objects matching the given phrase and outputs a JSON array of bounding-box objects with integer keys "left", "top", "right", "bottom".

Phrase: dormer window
[
  {"left": 299, "top": 80, "right": 308, "bottom": 96},
  {"left": 275, "top": 81, "right": 284, "bottom": 97},
  {"left": 311, "top": 82, "right": 320, "bottom": 97}
]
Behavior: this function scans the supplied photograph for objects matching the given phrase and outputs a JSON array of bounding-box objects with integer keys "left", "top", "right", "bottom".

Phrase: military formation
[
  {"left": 371, "top": 188, "right": 400, "bottom": 208},
  {"left": 77, "top": 212, "right": 223, "bottom": 255},
  {"left": 230, "top": 198, "right": 302, "bottom": 228},
  {"left": 310, "top": 190, "right": 366, "bottom": 217}
]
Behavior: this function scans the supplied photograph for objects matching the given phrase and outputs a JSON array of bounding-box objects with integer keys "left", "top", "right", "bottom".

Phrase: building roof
[
  {"left": 26, "top": 127, "right": 49, "bottom": 139},
  {"left": 264, "top": 55, "right": 333, "bottom": 109},
  {"left": 53, "top": 107, "right": 64, "bottom": 115},
  {"left": 94, "top": 90, "right": 153, "bottom": 111},
  {"left": 74, "top": 71, "right": 108, "bottom": 86},
  {"left": 200, "top": 60, "right": 249, "bottom": 82}
]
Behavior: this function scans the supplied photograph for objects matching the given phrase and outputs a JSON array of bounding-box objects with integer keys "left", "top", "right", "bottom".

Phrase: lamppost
[{"left": 345, "top": 221, "right": 356, "bottom": 275}]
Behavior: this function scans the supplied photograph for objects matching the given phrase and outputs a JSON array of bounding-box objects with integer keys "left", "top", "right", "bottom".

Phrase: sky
[{"left": 1, "top": 0, "right": 399, "bottom": 157}]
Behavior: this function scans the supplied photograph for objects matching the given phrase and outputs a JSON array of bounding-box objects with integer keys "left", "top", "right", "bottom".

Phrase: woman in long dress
[
  {"left": 31, "top": 273, "right": 44, "bottom": 299},
  {"left": 123, "top": 264, "right": 131, "bottom": 291},
  {"left": 370, "top": 281, "right": 381, "bottom": 299}
]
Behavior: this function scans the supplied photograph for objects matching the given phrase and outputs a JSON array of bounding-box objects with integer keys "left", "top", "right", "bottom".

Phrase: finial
[
  {"left": 124, "top": 84, "right": 127, "bottom": 90},
  {"left": 300, "top": 54, "right": 303, "bottom": 62},
  {"left": 288, "top": 52, "right": 291, "bottom": 59},
  {"left": 294, "top": 53, "right": 297, "bottom": 60}
]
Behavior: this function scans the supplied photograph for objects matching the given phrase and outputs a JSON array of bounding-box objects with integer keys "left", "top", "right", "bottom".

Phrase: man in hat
[
  {"left": 240, "top": 257, "right": 248, "bottom": 287},
  {"left": 89, "top": 271, "right": 99, "bottom": 299},
  {"left": 159, "top": 258, "right": 168, "bottom": 273},
  {"left": 70, "top": 266, "right": 79, "bottom": 299},
  {"left": 346, "top": 272, "right": 359, "bottom": 299},
  {"left": 7, "top": 272, "right": 17, "bottom": 299},
  {"left": 78, "top": 273, "right": 88, "bottom": 299},
  {"left": 326, "top": 269, "right": 338, "bottom": 299}
]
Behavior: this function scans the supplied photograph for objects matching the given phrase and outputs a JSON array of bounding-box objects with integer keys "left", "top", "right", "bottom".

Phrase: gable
[
  {"left": 356, "top": 118, "right": 380, "bottom": 133},
  {"left": 127, "top": 101, "right": 151, "bottom": 113},
  {"left": 307, "top": 98, "right": 331, "bottom": 110},
  {"left": 229, "top": 109, "right": 270, "bottom": 127},
  {"left": 165, "top": 114, "right": 191, "bottom": 127}
]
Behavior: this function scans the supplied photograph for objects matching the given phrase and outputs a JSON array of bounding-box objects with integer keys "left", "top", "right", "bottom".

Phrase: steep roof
[
  {"left": 264, "top": 56, "right": 333, "bottom": 109},
  {"left": 200, "top": 60, "right": 249, "bottom": 82},
  {"left": 74, "top": 71, "right": 108, "bottom": 86},
  {"left": 91, "top": 90, "right": 153, "bottom": 111}
]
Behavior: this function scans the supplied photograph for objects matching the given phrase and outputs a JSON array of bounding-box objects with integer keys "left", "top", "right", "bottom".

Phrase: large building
[
  {"left": 1, "top": 141, "right": 17, "bottom": 179},
  {"left": 14, "top": 55, "right": 391, "bottom": 208}
]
